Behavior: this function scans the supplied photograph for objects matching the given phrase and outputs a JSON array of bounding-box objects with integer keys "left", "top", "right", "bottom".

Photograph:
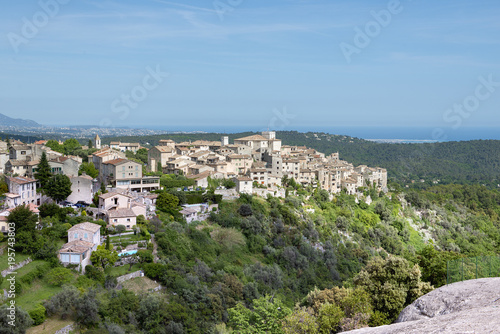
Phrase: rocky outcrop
[{"left": 343, "top": 278, "right": 500, "bottom": 333}]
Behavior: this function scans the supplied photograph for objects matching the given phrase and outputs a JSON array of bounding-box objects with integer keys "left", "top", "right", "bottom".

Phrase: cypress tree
[{"left": 35, "top": 152, "right": 53, "bottom": 191}]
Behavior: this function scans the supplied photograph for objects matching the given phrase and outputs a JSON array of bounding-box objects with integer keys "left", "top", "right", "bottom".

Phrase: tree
[
  {"left": 88, "top": 139, "right": 93, "bottom": 149},
  {"left": 417, "top": 246, "right": 460, "bottom": 288},
  {"left": 116, "top": 224, "right": 126, "bottom": 243},
  {"left": 78, "top": 162, "right": 99, "bottom": 179},
  {"left": 0, "top": 306, "right": 33, "bottom": 333},
  {"left": 318, "top": 303, "right": 344, "bottom": 334},
  {"left": 228, "top": 296, "right": 292, "bottom": 333},
  {"left": 75, "top": 289, "right": 100, "bottom": 328},
  {"left": 46, "top": 174, "right": 72, "bottom": 202},
  {"left": 46, "top": 267, "right": 74, "bottom": 286},
  {"left": 44, "top": 285, "right": 79, "bottom": 319},
  {"left": 156, "top": 192, "right": 180, "bottom": 212},
  {"left": 35, "top": 151, "right": 53, "bottom": 191},
  {"left": 90, "top": 245, "right": 119, "bottom": 269},
  {"left": 282, "top": 307, "right": 319, "bottom": 334},
  {"left": 7, "top": 204, "right": 39, "bottom": 233},
  {"left": 106, "top": 235, "right": 111, "bottom": 250},
  {"left": 353, "top": 256, "right": 433, "bottom": 322},
  {"left": 45, "top": 139, "right": 64, "bottom": 153},
  {"left": 63, "top": 138, "right": 81, "bottom": 155},
  {"left": 137, "top": 249, "right": 154, "bottom": 264},
  {"left": 39, "top": 202, "right": 61, "bottom": 218},
  {"left": 0, "top": 179, "right": 8, "bottom": 196}
]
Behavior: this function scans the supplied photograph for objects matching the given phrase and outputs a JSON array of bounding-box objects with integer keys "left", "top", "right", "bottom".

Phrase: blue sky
[{"left": 1, "top": 0, "right": 500, "bottom": 134}]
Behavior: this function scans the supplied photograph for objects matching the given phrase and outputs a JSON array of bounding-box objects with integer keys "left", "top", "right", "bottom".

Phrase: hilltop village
[{"left": 1, "top": 131, "right": 387, "bottom": 210}]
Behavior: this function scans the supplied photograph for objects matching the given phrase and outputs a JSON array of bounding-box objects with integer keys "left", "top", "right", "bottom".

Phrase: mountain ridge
[{"left": 0, "top": 112, "right": 41, "bottom": 127}]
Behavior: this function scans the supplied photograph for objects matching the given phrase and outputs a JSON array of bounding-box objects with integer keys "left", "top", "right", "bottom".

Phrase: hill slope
[{"left": 0, "top": 113, "right": 40, "bottom": 127}]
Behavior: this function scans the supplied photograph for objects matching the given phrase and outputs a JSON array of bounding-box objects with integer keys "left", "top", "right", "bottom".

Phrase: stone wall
[
  {"left": 55, "top": 324, "right": 74, "bottom": 334},
  {"left": 116, "top": 270, "right": 144, "bottom": 283},
  {"left": 1, "top": 258, "right": 32, "bottom": 277}
]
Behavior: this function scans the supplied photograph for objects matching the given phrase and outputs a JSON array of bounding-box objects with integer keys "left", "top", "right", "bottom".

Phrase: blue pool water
[{"left": 119, "top": 250, "right": 138, "bottom": 257}]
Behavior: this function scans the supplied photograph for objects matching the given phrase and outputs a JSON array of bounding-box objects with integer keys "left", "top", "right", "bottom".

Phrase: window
[
  {"left": 127, "top": 218, "right": 130, "bottom": 222},
  {"left": 74, "top": 233, "right": 78, "bottom": 239},
  {"left": 84, "top": 233, "right": 88, "bottom": 239},
  {"left": 61, "top": 254, "right": 69, "bottom": 262},
  {"left": 70, "top": 254, "right": 80, "bottom": 263}
]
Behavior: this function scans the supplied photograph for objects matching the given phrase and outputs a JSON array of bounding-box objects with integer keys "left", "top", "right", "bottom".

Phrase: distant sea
[{"left": 144, "top": 125, "right": 500, "bottom": 143}]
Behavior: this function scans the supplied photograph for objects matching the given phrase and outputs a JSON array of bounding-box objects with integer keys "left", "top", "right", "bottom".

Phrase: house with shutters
[
  {"left": 4, "top": 176, "right": 40, "bottom": 208},
  {"left": 59, "top": 222, "right": 101, "bottom": 272}
]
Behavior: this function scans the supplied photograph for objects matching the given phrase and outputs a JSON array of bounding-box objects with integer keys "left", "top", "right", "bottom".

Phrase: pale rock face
[{"left": 343, "top": 278, "right": 500, "bottom": 334}]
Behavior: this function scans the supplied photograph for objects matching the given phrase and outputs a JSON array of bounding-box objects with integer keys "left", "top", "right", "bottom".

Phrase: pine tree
[
  {"left": 35, "top": 152, "right": 53, "bottom": 192},
  {"left": 88, "top": 139, "right": 93, "bottom": 149}
]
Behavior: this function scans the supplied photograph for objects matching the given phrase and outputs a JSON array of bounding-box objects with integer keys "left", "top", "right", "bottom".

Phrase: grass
[
  {"left": 1, "top": 259, "right": 78, "bottom": 312},
  {"left": 0, "top": 259, "right": 48, "bottom": 290},
  {"left": 16, "top": 280, "right": 64, "bottom": 311},
  {"left": 104, "top": 263, "right": 141, "bottom": 277},
  {"left": 27, "top": 317, "right": 73, "bottom": 334},
  {"left": 0, "top": 252, "right": 31, "bottom": 272},
  {"left": 121, "top": 276, "right": 160, "bottom": 294}
]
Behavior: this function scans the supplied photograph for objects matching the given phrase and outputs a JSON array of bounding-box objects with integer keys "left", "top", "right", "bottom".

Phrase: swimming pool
[{"left": 119, "top": 250, "right": 138, "bottom": 257}]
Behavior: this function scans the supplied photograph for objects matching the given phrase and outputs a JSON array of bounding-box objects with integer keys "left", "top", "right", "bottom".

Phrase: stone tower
[{"left": 94, "top": 134, "right": 101, "bottom": 150}]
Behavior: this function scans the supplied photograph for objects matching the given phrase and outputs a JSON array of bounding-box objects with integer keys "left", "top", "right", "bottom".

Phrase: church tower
[{"left": 94, "top": 134, "right": 101, "bottom": 150}]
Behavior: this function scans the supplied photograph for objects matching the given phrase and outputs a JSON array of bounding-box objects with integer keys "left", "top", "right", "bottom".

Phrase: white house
[
  {"left": 234, "top": 176, "right": 253, "bottom": 194},
  {"left": 67, "top": 174, "right": 94, "bottom": 205},
  {"left": 4, "top": 176, "right": 39, "bottom": 208}
]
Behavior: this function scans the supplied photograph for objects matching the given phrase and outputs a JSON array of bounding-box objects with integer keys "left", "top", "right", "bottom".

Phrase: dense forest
[{"left": 3, "top": 182, "right": 500, "bottom": 333}]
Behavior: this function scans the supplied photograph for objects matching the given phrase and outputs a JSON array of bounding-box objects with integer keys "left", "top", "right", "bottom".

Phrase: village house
[
  {"left": 98, "top": 191, "right": 138, "bottom": 229},
  {"left": 234, "top": 176, "right": 253, "bottom": 194},
  {"left": 67, "top": 174, "right": 95, "bottom": 205},
  {"left": 109, "top": 141, "right": 142, "bottom": 153},
  {"left": 4, "top": 176, "right": 39, "bottom": 208},
  {"left": 59, "top": 222, "right": 101, "bottom": 273},
  {"left": 47, "top": 156, "right": 81, "bottom": 177},
  {"left": 226, "top": 154, "right": 252, "bottom": 175},
  {"left": 148, "top": 145, "right": 176, "bottom": 172},
  {"left": 102, "top": 158, "right": 160, "bottom": 192},
  {"left": 186, "top": 171, "right": 211, "bottom": 189}
]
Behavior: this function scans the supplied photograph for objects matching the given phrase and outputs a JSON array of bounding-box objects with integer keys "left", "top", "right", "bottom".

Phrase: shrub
[
  {"left": 85, "top": 265, "right": 105, "bottom": 284},
  {"left": 46, "top": 267, "right": 74, "bottom": 286},
  {"left": 29, "top": 304, "right": 46, "bottom": 326},
  {"left": 318, "top": 303, "right": 344, "bottom": 334}
]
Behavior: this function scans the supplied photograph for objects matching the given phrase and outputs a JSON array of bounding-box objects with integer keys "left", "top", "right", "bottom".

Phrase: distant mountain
[{"left": 0, "top": 113, "right": 41, "bottom": 127}]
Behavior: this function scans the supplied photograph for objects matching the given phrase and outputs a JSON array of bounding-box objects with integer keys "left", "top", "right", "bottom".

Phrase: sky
[{"left": 1, "top": 0, "right": 500, "bottom": 137}]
